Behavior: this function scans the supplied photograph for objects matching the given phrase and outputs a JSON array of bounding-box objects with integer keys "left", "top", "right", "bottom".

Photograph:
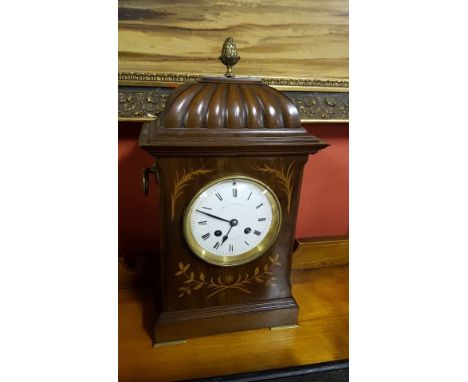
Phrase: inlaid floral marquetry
[
  {"left": 170, "top": 167, "right": 214, "bottom": 221},
  {"left": 175, "top": 254, "right": 282, "bottom": 299},
  {"left": 254, "top": 163, "right": 295, "bottom": 214}
]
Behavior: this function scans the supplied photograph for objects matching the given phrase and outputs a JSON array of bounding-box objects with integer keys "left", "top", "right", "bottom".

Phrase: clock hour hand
[
  {"left": 220, "top": 218, "right": 238, "bottom": 246},
  {"left": 220, "top": 226, "right": 233, "bottom": 246},
  {"left": 195, "top": 209, "right": 231, "bottom": 224}
]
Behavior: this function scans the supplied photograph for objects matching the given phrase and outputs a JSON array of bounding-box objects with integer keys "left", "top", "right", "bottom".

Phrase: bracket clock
[{"left": 140, "top": 38, "right": 328, "bottom": 346}]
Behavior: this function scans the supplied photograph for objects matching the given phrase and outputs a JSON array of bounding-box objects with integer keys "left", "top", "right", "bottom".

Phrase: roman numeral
[
  {"left": 258, "top": 218, "right": 266, "bottom": 221},
  {"left": 247, "top": 192, "right": 252, "bottom": 200},
  {"left": 202, "top": 206, "right": 212, "bottom": 210},
  {"left": 198, "top": 221, "right": 207, "bottom": 225},
  {"left": 229, "top": 244, "right": 234, "bottom": 252},
  {"left": 244, "top": 241, "right": 250, "bottom": 246},
  {"left": 233, "top": 188, "right": 237, "bottom": 197},
  {"left": 202, "top": 233, "right": 210, "bottom": 240},
  {"left": 253, "top": 230, "right": 261, "bottom": 236},
  {"left": 256, "top": 203, "right": 263, "bottom": 209},
  {"left": 215, "top": 192, "right": 223, "bottom": 201},
  {"left": 213, "top": 242, "right": 220, "bottom": 249}
]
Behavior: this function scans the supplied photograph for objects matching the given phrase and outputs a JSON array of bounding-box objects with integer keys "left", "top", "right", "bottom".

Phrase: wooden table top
[{"left": 119, "top": 265, "right": 348, "bottom": 382}]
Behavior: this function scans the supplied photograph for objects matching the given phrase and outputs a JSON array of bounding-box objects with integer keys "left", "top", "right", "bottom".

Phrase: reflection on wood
[
  {"left": 118, "top": 0, "right": 348, "bottom": 80},
  {"left": 118, "top": 266, "right": 349, "bottom": 381}
]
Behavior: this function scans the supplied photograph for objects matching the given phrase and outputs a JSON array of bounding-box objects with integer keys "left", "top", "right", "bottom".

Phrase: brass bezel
[{"left": 183, "top": 175, "right": 282, "bottom": 267}]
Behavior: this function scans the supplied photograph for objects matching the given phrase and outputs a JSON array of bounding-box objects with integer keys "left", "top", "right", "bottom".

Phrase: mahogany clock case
[
  {"left": 140, "top": 137, "right": 327, "bottom": 344},
  {"left": 139, "top": 76, "right": 328, "bottom": 344},
  {"left": 150, "top": 155, "right": 309, "bottom": 343}
]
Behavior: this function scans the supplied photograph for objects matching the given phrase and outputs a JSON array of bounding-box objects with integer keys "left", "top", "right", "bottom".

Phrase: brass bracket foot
[
  {"left": 269, "top": 323, "right": 300, "bottom": 331},
  {"left": 152, "top": 339, "right": 187, "bottom": 348}
]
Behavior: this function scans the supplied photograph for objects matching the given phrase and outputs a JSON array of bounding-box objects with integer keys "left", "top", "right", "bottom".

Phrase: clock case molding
[{"left": 140, "top": 76, "right": 328, "bottom": 345}]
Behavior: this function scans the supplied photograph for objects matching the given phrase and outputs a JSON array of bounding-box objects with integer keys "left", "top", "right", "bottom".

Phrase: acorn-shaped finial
[{"left": 219, "top": 37, "right": 240, "bottom": 77}]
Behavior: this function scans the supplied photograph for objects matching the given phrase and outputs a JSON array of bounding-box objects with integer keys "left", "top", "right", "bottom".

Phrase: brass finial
[{"left": 219, "top": 37, "right": 240, "bottom": 77}]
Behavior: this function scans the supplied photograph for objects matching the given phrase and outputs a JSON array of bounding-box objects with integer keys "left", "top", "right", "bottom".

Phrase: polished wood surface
[
  {"left": 119, "top": 265, "right": 348, "bottom": 382},
  {"left": 294, "top": 236, "right": 348, "bottom": 270},
  {"left": 139, "top": 75, "right": 328, "bottom": 343},
  {"left": 161, "top": 78, "right": 301, "bottom": 129},
  {"left": 140, "top": 126, "right": 327, "bottom": 157},
  {"left": 147, "top": 156, "right": 310, "bottom": 342}
]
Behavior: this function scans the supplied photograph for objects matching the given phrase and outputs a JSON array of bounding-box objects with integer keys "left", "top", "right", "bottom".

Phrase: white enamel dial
[{"left": 184, "top": 176, "right": 281, "bottom": 266}]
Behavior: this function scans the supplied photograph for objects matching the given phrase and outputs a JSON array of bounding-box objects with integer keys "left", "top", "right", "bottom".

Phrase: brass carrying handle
[{"left": 142, "top": 166, "right": 157, "bottom": 196}]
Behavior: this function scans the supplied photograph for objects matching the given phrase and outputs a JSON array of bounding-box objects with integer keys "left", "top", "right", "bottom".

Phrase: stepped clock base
[{"left": 153, "top": 297, "right": 299, "bottom": 345}]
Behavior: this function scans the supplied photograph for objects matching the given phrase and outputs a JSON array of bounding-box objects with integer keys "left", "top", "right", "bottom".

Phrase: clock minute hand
[{"left": 195, "top": 209, "right": 231, "bottom": 224}]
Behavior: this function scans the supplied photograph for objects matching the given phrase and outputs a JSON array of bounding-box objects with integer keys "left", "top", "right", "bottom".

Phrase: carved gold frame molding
[
  {"left": 118, "top": 72, "right": 349, "bottom": 123},
  {"left": 118, "top": 71, "right": 348, "bottom": 92}
]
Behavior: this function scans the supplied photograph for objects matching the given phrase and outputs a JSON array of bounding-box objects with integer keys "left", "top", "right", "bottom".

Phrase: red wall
[
  {"left": 118, "top": 123, "right": 160, "bottom": 261},
  {"left": 118, "top": 123, "right": 348, "bottom": 260},
  {"left": 296, "top": 124, "right": 349, "bottom": 237}
]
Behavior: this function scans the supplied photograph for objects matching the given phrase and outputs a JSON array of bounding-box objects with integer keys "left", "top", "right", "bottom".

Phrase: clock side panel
[{"left": 153, "top": 156, "right": 308, "bottom": 312}]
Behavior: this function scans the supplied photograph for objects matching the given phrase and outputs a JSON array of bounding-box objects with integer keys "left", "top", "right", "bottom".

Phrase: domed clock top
[
  {"left": 156, "top": 37, "right": 301, "bottom": 130},
  {"left": 160, "top": 77, "right": 301, "bottom": 130}
]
